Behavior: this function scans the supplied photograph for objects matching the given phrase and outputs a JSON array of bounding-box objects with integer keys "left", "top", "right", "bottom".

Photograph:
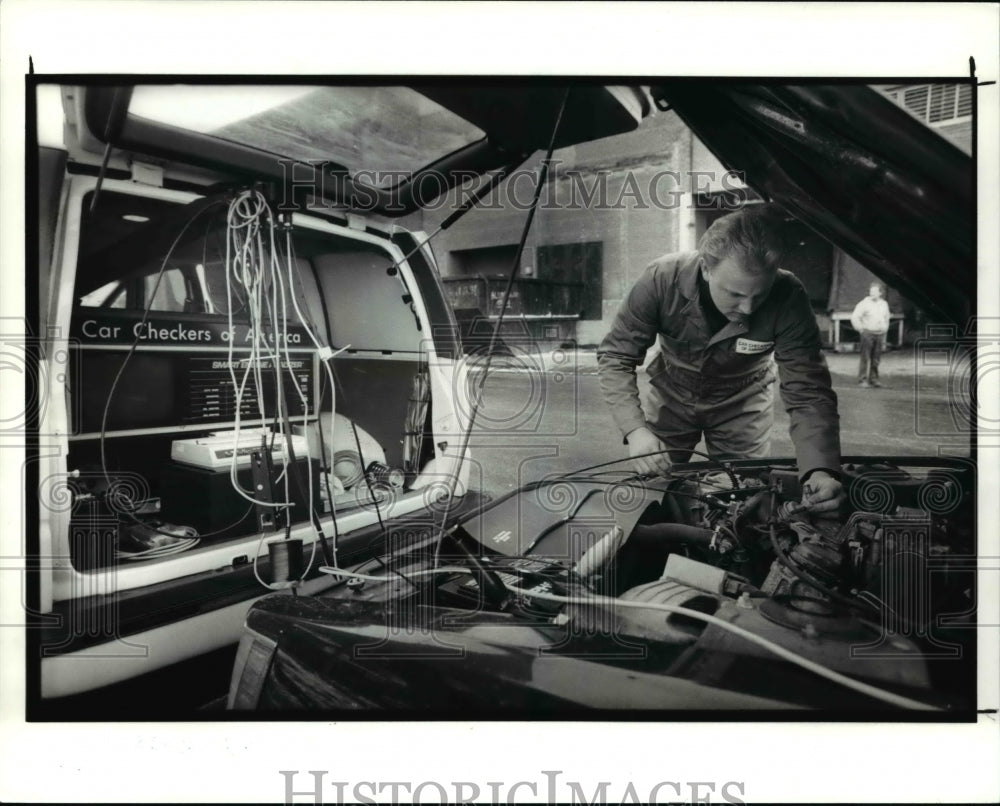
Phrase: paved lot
[{"left": 466, "top": 347, "right": 973, "bottom": 497}]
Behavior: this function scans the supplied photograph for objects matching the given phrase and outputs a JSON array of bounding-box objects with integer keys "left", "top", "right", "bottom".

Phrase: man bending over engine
[{"left": 597, "top": 205, "right": 844, "bottom": 512}]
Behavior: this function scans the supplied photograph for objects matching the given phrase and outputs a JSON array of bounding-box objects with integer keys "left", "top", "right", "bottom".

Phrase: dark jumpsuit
[{"left": 597, "top": 251, "right": 841, "bottom": 479}]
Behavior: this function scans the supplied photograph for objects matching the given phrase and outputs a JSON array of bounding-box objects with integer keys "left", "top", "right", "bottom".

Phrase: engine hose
[
  {"left": 663, "top": 486, "right": 689, "bottom": 526},
  {"left": 631, "top": 523, "right": 716, "bottom": 545},
  {"left": 736, "top": 490, "right": 769, "bottom": 526}
]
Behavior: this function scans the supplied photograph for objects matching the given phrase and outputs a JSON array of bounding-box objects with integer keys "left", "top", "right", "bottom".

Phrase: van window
[
  {"left": 78, "top": 280, "right": 126, "bottom": 308},
  {"left": 78, "top": 268, "right": 195, "bottom": 312}
]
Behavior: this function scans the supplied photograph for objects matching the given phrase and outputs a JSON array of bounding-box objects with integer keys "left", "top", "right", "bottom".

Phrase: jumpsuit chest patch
[{"left": 735, "top": 337, "right": 774, "bottom": 354}]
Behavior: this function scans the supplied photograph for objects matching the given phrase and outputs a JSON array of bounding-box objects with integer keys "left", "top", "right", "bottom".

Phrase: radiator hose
[{"left": 630, "top": 523, "right": 716, "bottom": 545}]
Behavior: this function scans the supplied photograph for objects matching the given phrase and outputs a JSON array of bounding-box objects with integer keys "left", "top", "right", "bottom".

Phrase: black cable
[
  {"left": 279, "top": 163, "right": 524, "bottom": 585},
  {"left": 434, "top": 87, "right": 573, "bottom": 565},
  {"left": 439, "top": 165, "right": 520, "bottom": 231},
  {"left": 88, "top": 87, "right": 126, "bottom": 215},
  {"left": 561, "top": 447, "right": 739, "bottom": 488},
  {"left": 447, "top": 527, "right": 511, "bottom": 609},
  {"left": 88, "top": 143, "right": 114, "bottom": 215},
  {"left": 581, "top": 468, "right": 646, "bottom": 478},
  {"left": 522, "top": 487, "right": 605, "bottom": 553},
  {"left": 286, "top": 166, "right": 524, "bottom": 578},
  {"left": 279, "top": 387, "right": 335, "bottom": 568},
  {"left": 198, "top": 208, "right": 238, "bottom": 315},
  {"left": 383, "top": 164, "right": 523, "bottom": 280},
  {"left": 265, "top": 275, "right": 286, "bottom": 457},
  {"left": 272, "top": 221, "right": 344, "bottom": 571},
  {"left": 346, "top": 418, "right": 408, "bottom": 580},
  {"left": 97, "top": 198, "right": 255, "bottom": 541},
  {"left": 286, "top": 222, "right": 412, "bottom": 581},
  {"left": 298, "top": 233, "right": 428, "bottom": 591},
  {"left": 283, "top": 233, "right": 342, "bottom": 562},
  {"left": 313, "top": 368, "right": 340, "bottom": 545},
  {"left": 296, "top": 235, "right": 418, "bottom": 590},
  {"left": 585, "top": 468, "right": 736, "bottom": 495},
  {"left": 553, "top": 476, "right": 726, "bottom": 508}
]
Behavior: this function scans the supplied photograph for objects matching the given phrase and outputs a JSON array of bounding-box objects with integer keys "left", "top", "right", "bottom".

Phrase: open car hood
[{"left": 653, "top": 83, "right": 974, "bottom": 326}]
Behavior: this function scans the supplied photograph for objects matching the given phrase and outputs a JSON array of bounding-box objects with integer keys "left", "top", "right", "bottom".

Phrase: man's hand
[
  {"left": 801, "top": 470, "right": 845, "bottom": 513},
  {"left": 625, "top": 427, "right": 671, "bottom": 476}
]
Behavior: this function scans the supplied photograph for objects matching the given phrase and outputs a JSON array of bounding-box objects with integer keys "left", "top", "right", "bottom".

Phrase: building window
[
  {"left": 450, "top": 244, "right": 521, "bottom": 277},
  {"left": 535, "top": 241, "right": 603, "bottom": 321},
  {"left": 445, "top": 242, "right": 603, "bottom": 321},
  {"left": 879, "top": 83, "right": 973, "bottom": 127}
]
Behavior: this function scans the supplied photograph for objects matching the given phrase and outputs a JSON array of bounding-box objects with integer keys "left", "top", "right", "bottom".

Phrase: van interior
[{"left": 60, "top": 181, "right": 447, "bottom": 585}]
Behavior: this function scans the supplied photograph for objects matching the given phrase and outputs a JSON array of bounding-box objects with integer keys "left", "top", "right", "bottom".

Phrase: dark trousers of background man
[{"left": 858, "top": 332, "right": 884, "bottom": 384}]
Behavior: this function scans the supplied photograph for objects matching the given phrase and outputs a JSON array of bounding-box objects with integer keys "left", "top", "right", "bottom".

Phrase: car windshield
[{"left": 128, "top": 85, "right": 486, "bottom": 183}]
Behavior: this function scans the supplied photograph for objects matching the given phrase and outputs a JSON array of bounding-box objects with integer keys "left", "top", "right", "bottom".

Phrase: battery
[{"left": 160, "top": 458, "right": 320, "bottom": 542}]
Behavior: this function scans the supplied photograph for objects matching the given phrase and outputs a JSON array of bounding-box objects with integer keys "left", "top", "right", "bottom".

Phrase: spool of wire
[{"left": 332, "top": 450, "right": 364, "bottom": 489}]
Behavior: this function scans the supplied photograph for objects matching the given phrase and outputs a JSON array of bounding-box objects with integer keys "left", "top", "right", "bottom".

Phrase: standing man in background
[
  {"left": 597, "top": 205, "right": 844, "bottom": 513},
  {"left": 850, "top": 282, "right": 891, "bottom": 388}
]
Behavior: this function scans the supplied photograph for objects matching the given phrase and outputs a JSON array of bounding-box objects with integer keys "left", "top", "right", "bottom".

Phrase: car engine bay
[{"left": 308, "top": 456, "right": 976, "bottom": 711}]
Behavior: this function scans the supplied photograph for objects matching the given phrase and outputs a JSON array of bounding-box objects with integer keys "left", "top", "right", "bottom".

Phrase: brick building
[{"left": 403, "top": 84, "right": 973, "bottom": 349}]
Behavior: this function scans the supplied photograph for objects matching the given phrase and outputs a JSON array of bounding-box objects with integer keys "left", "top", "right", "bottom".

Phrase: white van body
[{"left": 34, "top": 86, "right": 474, "bottom": 699}]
